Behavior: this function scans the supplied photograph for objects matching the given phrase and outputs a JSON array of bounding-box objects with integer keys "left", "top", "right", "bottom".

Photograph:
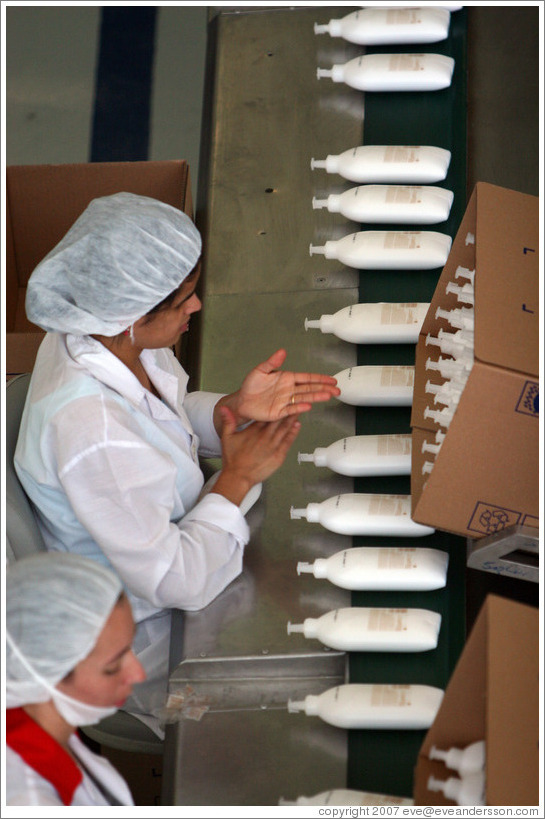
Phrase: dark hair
[{"left": 143, "top": 259, "right": 201, "bottom": 323}]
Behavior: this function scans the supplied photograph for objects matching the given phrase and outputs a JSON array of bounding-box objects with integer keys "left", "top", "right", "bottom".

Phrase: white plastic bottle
[
  {"left": 287, "top": 607, "right": 442, "bottom": 652},
  {"left": 297, "top": 546, "right": 448, "bottom": 591},
  {"left": 435, "top": 305, "right": 474, "bottom": 332},
  {"left": 426, "top": 330, "right": 474, "bottom": 362},
  {"left": 312, "top": 184, "right": 454, "bottom": 225},
  {"left": 288, "top": 683, "right": 444, "bottom": 730},
  {"left": 314, "top": 7, "right": 450, "bottom": 46},
  {"left": 311, "top": 145, "right": 452, "bottom": 184},
  {"left": 305, "top": 302, "right": 429, "bottom": 344},
  {"left": 317, "top": 53, "right": 455, "bottom": 92},
  {"left": 280, "top": 789, "right": 414, "bottom": 806},
  {"left": 298, "top": 433, "right": 412, "bottom": 477},
  {"left": 427, "top": 772, "right": 486, "bottom": 806},
  {"left": 425, "top": 377, "right": 464, "bottom": 403},
  {"left": 424, "top": 405, "right": 455, "bottom": 429},
  {"left": 426, "top": 358, "right": 471, "bottom": 382},
  {"left": 290, "top": 494, "right": 435, "bottom": 537},
  {"left": 334, "top": 365, "right": 414, "bottom": 406},
  {"left": 309, "top": 231, "right": 452, "bottom": 270},
  {"left": 455, "top": 265, "right": 475, "bottom": 285},
  {"left": 429, "top": 740, "right": 486, "bottom": 776}
]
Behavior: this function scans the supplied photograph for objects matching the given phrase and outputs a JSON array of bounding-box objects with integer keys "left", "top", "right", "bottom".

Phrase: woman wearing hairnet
[
  {"left": 6, "top": 553, "right": 145, "bottom": 805},
  {"left": 14, "top": 192, "right": 339, "bottom": 730}
]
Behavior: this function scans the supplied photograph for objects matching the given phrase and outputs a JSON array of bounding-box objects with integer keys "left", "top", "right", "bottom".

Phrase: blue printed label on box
[
  {"left": 468, "top": 501, "right": 521, "bottom": 536},
  {"left": 515, "top": 380, "right": 539, "bottom": 417}
]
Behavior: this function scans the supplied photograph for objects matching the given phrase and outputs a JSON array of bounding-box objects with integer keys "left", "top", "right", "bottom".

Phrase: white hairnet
[
  {"left": 25, "top": 191, "right": 202, "bottom": 336},
  {"left": 6, "top": 553, "right": 123, "bottom": 708}
]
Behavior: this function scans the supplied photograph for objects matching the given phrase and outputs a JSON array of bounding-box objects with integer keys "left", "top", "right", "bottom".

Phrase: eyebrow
[{"left": 104, "top": 624, "right": 137, "bottom": 666}]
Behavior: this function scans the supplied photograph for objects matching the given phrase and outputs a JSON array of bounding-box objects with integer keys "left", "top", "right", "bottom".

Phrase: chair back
[{"left": 5, "top": 374, "right": 46, "bottom": 561}]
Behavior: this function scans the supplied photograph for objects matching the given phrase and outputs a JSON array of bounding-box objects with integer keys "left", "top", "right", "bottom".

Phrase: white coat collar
[{"left": 65, "top": 335, "right": 189, "bottom": 419}]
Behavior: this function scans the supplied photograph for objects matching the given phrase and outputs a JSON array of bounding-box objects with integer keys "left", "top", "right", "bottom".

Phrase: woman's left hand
[{"left": 217, "top": 349, "right": 340, "bottom": 426}]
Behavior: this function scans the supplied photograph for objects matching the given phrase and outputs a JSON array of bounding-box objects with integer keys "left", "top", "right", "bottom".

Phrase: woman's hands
[
  {"left": 211, "top": 406, "right": 302, "bottom": 507},
  {"left": 214, "top": 349, "right": 340, "bottom": 429}
]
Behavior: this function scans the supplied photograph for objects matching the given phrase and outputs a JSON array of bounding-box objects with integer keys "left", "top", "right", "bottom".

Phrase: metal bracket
[{"left": 467, "top": 524, "right": 540, "bottom": 582}]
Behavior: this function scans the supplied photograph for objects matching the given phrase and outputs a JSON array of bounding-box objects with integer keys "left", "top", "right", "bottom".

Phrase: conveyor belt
[{"left": 348, "top": 9, "right": 468, "bottom": 798}]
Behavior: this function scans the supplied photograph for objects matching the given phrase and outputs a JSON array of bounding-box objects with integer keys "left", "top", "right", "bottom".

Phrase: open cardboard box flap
[{"left": 413, "top": 594, "right": 539, "bottom": 806}]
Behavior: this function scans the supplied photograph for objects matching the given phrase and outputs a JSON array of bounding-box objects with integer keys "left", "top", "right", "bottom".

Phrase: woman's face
[
  {"left": 56, "top": 595, "right": 146, "bottom": 709},
  {"left": 132, "top": 266, "right": 202, "bottom": 350}
]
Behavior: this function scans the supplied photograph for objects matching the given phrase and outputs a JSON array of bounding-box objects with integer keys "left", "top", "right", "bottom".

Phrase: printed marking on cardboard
[
  {"left": 515, "top": 380, "right": 539, "bottom": 418},
  {"left": 468, "top": 502, "right": 521, "bottom": 536},
  {"left": 481, "top": 559, "right": 534, "bottom": 579},
  {"left": 522, "top": 514, "right": 539, "bottom": 529}
]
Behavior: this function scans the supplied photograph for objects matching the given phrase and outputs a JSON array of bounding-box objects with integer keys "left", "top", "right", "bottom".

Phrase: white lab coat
[
  {"left": 6, "top": 708, "right": 134, "bottom": 806},
  {"left": 14, "top": 333, "right": 250, "bottom": 718}
]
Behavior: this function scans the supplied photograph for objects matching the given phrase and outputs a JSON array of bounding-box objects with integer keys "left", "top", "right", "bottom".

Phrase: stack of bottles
[
  {"left": 283, "top": 8, "right": 463, "bottom": 805},
  {"left": 427, "top": 740, "right": 486, "bottom": 806},
  {"left": 280, "top": 789, "right": 414, "bottom": 806},
  {"left": 421, "top": 262, "right": 475, "bottom": 478},
  {"left": 314, "top": 7, "right": 455, "bottom": 92},
  {"left": 310, "top": 7, "right": 457, "bottom": 275}
]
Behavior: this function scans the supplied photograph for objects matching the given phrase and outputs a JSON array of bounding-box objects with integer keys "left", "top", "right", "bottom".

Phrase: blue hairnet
[
  {"left": 25, "top": 192, "right": 202, "bottom": 336},
  {"left": 6, "top": 553, "right": 123, "bottom": 707}
]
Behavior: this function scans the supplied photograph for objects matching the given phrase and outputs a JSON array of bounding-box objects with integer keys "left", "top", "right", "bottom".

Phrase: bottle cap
[
  {"left": 287, "top": 622, "right": 304, "bottom": 635},
  {"left": 427, "top": 775, "right": 445, "bottom": 793},
  {"left": 290, "top": 506, "right": 308, "bottom": 520},
  {"left": 422, "top": 439, "right": 441, "bottom": 455},
  {"left": 287, "top": 698, "right": 305, "bottom": 713},
  {"left": 306, "top": 315, "right": 334, "bottom": 333},
  {"left": 309, "top": 244, "right": 326, "bottom": 256},
  {"left": 312, "top": 197, "right": 329, "bottom": 209},
  {"left": 316, "top": 193, "right": 341, "bottom": 213},
  {"left": 296, "top": 561, "right": 315, "bottom": 575},
  {"left": 297, "top": 452, "right": 315, "bottom": 463},
  {"left": 425, "top": 380, "right": 442, "bottom": 395},
  {"left": 316, "top": 67, "right": 333, "bottom": 80},
  {"left": 313, "top": 22, "right": 330, "bottom": 35},
  {"left": 445, "top": 281, "right": 474, "bottom": 305},
  {"left": 455, "top": 265, "right": 475, "bottom": 285},
  {"left": 288, "top": 695, "right": 319, "bottom": 715},
  {"left": 310, "top": 158, "right": 327, "bottom": 170},
  {"left": 430, "top": 744, "right": 455, "bottom": 764},
  {"left": 304, "top": 318, "right": 321, "bottom": 330}
]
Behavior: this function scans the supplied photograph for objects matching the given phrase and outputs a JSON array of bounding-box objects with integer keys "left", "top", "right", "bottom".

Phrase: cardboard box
[
  {"left": 413, "top": 594, "right": 539, "bottom": 806},
  {"left": 6, "top": 160, "right": 193, "bottom": 375},
  {"left": 411, "top": 183, "right": 539, "bottom": 539}
]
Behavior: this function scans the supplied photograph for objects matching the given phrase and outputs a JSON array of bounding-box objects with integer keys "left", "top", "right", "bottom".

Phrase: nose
[
  {"left": 187, "top": 292, "right": 202, "bottom": 314},
  {"left": 126, "top": 651, "right": 147, "bottom": 685}
]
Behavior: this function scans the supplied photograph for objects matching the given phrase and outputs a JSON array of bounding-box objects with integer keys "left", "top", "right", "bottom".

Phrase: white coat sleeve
[
  {"left": 54, "top": 402, "right": 249, "bottom": 612},
  {"left": 184, "top": 390, "right": 224, "bottom": 457}
]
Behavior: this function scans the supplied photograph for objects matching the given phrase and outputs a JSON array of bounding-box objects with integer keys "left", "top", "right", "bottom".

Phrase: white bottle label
[
  {"left": 371, "top": 684, "right": 412, "bottom": 707},
  {"left": 367, "top": 608, "right": 407, "bottom": 632},
  {"left": 387, "top": 9, "right": 422, "bottom": 26},
  {"left": 388, "top": 54, "right": 428, "bottom": 73},
  {"left": 378, "top": 548, "right": 418, "bottom": 569},
  {"left": 383, "top": 231, "right": 421, "bottom": 250},
  {"left": 384, "top": 146, "right": 421, "bottom": 164},
  {"left": 376, "top": 434, "right": 412, "bottom": 457},
  {"left": 379, "top": 302, "right": 420, "bottom": 326},
  {"left": 379, "top": 367, "right": 415, "bottom": 388}
]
